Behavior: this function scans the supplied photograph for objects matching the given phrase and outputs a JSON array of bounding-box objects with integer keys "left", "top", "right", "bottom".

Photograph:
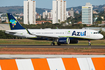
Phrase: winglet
[{"left": 26, "top": 29, "right": 32, "bottom": 35}]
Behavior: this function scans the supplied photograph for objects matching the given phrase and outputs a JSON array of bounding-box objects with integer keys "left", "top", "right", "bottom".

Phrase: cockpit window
[{"left": 94, "top": 32, "right": 99, "bottom": 34}]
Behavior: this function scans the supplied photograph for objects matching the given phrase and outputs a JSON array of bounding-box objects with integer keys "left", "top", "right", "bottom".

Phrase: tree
[
  {"left": 58, "top": 19, "right": 60, "bottom": 23},
  {"left": 96, "top": 17, "right": 103, "bottom": 21},
  {"left": 100, "top": 31, "right": 105, "bottom": 39},
  {"left": 96, "top": 21, "right": 101, "bottom": 24},
  {"left": 0, "top": 30, "right": 22, "bottom": 39}
]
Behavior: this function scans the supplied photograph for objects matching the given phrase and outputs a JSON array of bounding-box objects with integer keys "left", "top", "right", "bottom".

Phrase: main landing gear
[
  {"left": 51, "top": 40, "right": 55, "bottom": 46},
  {"left": 88, "top": 40, "right": 91, "bottom": 46},
  {"left": 57, "top": 42, "right": 61, "bottom": 46},
  {"left": 51, "top": 42, "right": 55, "bottom": 46},
  {"left": 51, "top": 42, "right": 61, "bottom": 46},
  {"left": 51, "top": 39, "right": 61, "bottom": 46}
]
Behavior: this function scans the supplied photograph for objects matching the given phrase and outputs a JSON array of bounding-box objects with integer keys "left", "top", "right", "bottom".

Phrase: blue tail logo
[
  {"left": 7, "top": 13, "right": 25, "bottom": 30},
  {"left": 10, "top": 19, "right": 17, "bottom": 27}
]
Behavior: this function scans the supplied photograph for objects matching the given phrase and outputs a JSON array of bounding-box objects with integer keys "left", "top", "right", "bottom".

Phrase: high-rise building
[
  {"left": 43, "top": 12, "right": 46, "bottom": 19},
  {"left": 43, "top": 10, "right": 48, "bottom": 19},
  {"left": 52, "top": 0, "right": 66, "bottom": 24},
  {"left": 66, "top": 11, "right": 69, "bottom": 18},
  {"left": 68, "top": 8, "right": 74, "bottom": 18},
  {"left": 48, "top": 12, "right": 52, "bottom": 20},
  {"left": 82, "top": 3, "right": 93, "bottom": 25},
  {"left": 43, "top": 10, "right": 52, "bottom": 20},
  {"left": 24, "top": 0, "right": 36, "bottom": 24},
  {"left": 104, "top": 6, "right": 105, "bottom": 13}
]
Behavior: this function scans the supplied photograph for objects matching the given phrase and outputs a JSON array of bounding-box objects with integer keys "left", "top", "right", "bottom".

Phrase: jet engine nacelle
[
  {"left": 58, "top": 38, "right": 70, "bottom": 44},
  {"left": 70, "top": 40, "right": 78, "bottom": 44},
  {"left": 57, "top": 38, "right": 78, "bottom": 44}
]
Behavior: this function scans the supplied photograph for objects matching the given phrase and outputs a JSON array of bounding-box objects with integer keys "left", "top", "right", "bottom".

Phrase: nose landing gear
[{"left": 88, "top": 40, "right": 91, "bottom": 46}]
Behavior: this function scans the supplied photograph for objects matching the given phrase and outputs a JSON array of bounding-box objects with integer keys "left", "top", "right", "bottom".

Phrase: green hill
[{"left": 0, "top": 6, "right": 51, "bottom": 14}]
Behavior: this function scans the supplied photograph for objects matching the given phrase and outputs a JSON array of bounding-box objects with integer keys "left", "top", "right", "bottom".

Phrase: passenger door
[{"left": 86, "top": 31, "right": 90, "bottom": 37}]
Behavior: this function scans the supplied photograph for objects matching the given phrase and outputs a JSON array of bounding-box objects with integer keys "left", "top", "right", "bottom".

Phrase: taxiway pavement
[{"left": 0, "top": 45, "right": 105, "bottom": 48}]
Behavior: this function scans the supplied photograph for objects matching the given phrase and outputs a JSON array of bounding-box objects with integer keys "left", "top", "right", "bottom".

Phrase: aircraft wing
[{"left": 26, "top": 29, "right": 59, "bottom": 39}]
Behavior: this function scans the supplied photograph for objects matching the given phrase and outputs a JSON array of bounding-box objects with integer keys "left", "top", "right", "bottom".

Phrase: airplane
[{"left": 5, "top": 13, "right": 103, "bottom": 46}]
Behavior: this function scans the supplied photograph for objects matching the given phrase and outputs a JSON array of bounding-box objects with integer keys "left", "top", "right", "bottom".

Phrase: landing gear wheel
[
  {"left": 57, "top": 42, "right": 61, "bottom": 46},
  {"left": 88, "top": 40, "right": 91, "bottom": 46},
  {"left": 89, "top": 43, "right": 91, "bottom": 46},
  {"left": 51, "top": 42, "right": 55, "bottom": 46}
]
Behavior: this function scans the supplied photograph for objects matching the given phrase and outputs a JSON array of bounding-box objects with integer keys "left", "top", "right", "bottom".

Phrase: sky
[{"left": 0, "top": 0, "right": 105, "bottom": 9}]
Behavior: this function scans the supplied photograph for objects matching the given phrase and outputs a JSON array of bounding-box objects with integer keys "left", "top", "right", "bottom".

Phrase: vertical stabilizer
[{"left": 7, "top": 13, "right": 25, "bottom": 30}]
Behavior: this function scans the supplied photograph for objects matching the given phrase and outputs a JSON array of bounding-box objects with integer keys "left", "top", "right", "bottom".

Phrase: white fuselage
[{"left": 5, "top": 29, "right": 103, "bottom": 40}]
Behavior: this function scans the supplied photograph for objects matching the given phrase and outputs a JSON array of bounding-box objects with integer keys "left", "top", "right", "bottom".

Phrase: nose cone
[{"left": 100, "top": 34, "right": 104, "bottom": 39}]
